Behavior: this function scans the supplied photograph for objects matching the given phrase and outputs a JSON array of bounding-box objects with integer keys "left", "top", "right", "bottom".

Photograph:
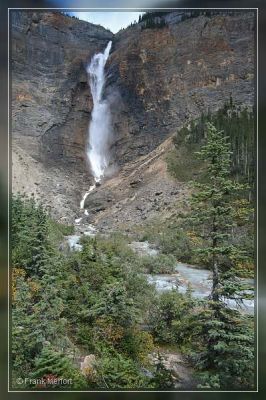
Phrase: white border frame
[{"left": 7, "top": 6, "right": 259, "bottom": 393}]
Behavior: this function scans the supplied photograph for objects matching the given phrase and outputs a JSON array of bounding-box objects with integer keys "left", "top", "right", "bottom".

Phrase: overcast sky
[{"left": 66, "top": 12, "right": 144, "bottom": 33}]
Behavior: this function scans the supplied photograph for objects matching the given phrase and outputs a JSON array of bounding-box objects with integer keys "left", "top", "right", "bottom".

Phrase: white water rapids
[{"left": 86, "top": 40, "right": 112, "bottom": 182}]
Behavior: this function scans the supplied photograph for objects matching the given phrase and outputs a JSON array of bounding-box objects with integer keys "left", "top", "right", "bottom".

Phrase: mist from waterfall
[{"left": 86, "top": 41, "right": 112, "bottom": 182}]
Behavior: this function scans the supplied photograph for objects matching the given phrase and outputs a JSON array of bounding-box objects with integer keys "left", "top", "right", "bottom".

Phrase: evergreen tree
[
  {"left": 11, "top": 195, "right": 74, "bottom": 383},
  {"left": 189, "top": 122, "right": 253, "bottom": 303},
  {"left": 187, "top": 122, "right": 255, "bottom": 389},
  {"left": 95, "top": 351, "right": 150, "bottom": 389},
  {"left": 31, "top": 345, "right": 87, "bottom": 389},
  {"left": 152, "top": 353, "right": 174, "bottom": 389},
  {"left": 195, "top": 304, "right": 254, "bottom": 390},
  {"left": 31, "top": 251, "right": 69, "bottom": 350},
  {"left": 11, "top": 196, "right": 157, "bottom": 390},
  {"left": 172, "top": 100, "right": 255, "bottom": 195},
  {"left": 12, "top": 272, "right": 43, "bottom": 375},
  {"left": 11, "top": 194, "right": 50, "bottom": 276}
]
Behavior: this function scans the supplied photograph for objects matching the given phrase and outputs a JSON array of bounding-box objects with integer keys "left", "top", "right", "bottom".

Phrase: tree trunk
[
  {"left": 212, "top": 215, "right": 219, "bottom": 302},
  {"left": 212, "top": 260, "right": 219, "bottom": 302}
]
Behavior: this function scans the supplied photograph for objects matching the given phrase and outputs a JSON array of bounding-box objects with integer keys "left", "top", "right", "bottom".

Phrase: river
[{"left": 146, "top": 262, "right": 254, "bottom": 315}]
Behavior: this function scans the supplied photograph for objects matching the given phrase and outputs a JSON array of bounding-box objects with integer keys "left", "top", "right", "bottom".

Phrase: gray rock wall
[
  {"left": 11, "top": 11, "right": 255, "bottom": 170},
  {"left": 11, "top": 11, "right": 113, "bottom": 167}
]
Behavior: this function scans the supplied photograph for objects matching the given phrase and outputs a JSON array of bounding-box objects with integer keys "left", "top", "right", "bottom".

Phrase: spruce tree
[
  {"left": 188, "top": 122, "right": 255, "bottom": 389},
  {"left": 189, "top": 122, "right": 253, "bottom": 304},
  {"left": 152, "top": 353, "right": 174, "bottom": 389},
  {"left": 31, "top": 345, "right": 87, "bottom": 389},
  {"left": 11, "top": 194, "right": 50, "bottom": 276},
  {"left": 12, "top": 273, "right": 43, "bottom": 374}
]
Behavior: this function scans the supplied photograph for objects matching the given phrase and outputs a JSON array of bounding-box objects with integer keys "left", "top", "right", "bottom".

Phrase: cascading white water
[
  {"left": 80, "top": 184, "right": 96, "bottom": 210},
  {"left": 86, "top": 41, "right": 112, "bottom": 182}
]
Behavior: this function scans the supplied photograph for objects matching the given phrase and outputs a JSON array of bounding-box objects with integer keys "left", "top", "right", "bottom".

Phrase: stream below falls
[
  {"left": 146, "top": 263, "right": 254, "bottom": 315},
  {"left": 65, "top": 236, "right": 254, "bottom": 315}
]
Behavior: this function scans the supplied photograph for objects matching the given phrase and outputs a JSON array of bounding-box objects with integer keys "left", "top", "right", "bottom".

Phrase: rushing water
[
  {"left": 147, "top": 262, "right": 254, "bottom": 314},
  {"left": 80, "top": 184, "right": 96, "bottom": 210},
  {"left": 86, "top": 41, "right": 112, "bottom": 182},
  {"left": 67, "top": 235, "right": 83, "bottom": 251}
]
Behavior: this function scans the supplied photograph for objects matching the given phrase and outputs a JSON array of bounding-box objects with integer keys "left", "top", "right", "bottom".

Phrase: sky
[{"left": 66, "top": 12, "right": 144, "bottom": 33}]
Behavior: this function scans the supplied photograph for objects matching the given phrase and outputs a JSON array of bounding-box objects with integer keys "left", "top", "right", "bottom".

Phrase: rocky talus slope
[{"left": 80, "top": 136, "right": 190, "bottom": 232}]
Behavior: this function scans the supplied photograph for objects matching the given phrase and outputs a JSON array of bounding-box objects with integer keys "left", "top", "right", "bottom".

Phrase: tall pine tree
[
  {"left": 187, "top": 122, "right": 255, "bottom": 389},
  {"left": 189, "top": 122, "right": 253, "bottom": 304}
]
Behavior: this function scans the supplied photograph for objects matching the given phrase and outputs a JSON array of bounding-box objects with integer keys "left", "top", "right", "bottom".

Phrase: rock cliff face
[
  {"left": 11, "top": 10, "right": 255, "bottom": 223},
  {"left": 108, "top": 11, "right": 255, "bottom": 164},
  {"left": 12, "top": 11, "right": 255, "bottom": 168},
  {"left": 11, "top": 11, "right": 113, "bottom": 168}
]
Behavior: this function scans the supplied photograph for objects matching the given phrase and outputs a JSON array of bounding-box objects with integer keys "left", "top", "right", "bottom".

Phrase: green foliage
[
  {"left": 11, "top": 193, "right": 74, "bottom": 275},
  {"left": 180, "top": 10, "right": 235, "bottom": 22},
  {"left": 139, "top": 12, "right": 167, "bottom": 29},
  {"left": 95, "top": 351, "right": 150, "bottom": 389},
  {"left": 11, "top": 194, "right": 72, "bottom": 375},
  {"left": 187, "top": 122, "right": 253, "bottom": 301},
  {"left": 120, "top": 329, "right": 155, "bottom": 364},
  {"left": 183, "top": 122, "right": 255, "bottom": 389},
  {"left": 149, "top": 290, "right": 197, "bottom": 345},
  {"left": 180, "top": 10, "right": 213, "bottom": 22},
  {"left": 64, "top": 235, "right": 154, "bottom": 331},
  {"left": 12, "top": 272, "right": 43, "bottom": 375},
  {"left": 11, "top": 196, "right": 159, "bottom": 390},
  {"left": 30, "top": 345, "right": 88, "bottom": 389},
  {"left": 169, "top": 100, "right": 255, "bottom": 192},
  {"left": 11, "top": 194, "right": 50, "bottom": 276},
  {"left": 152, "top": 353, "right": 175, "bottom": 389},
  {"left": 166, "top": 142, "right": 204, "bottom": 182},
  {"left": 194, "top": 304, "right": 255, "bottom": 390},
  {"left": 47, "top": 219, "right": 74, "bottom": 246},
  {"left": 11, "top": 117, "right": 255, "bottom": 394},
  {"left": 139, "top": 11, "right": 170, "bottom": 22},
  {"left": 137, "top": 253, "right": 176, "bottom": 274},
  {"left": 159, "top": 227, "right": 194, "bottom": 263},
  {"left": 134, "top": 218, "right": 205, "bottom": 266}
]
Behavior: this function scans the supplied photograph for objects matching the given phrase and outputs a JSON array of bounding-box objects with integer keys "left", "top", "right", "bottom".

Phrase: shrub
[
  {"left": 95, "top": 352, "right": 150, "bottom": 389},
  {"left": 137, "top": 254, "right": 176, "bottom": 274},
  {"left": 149, "top": 290, "right": 197, "bottom": 344},
  {"left": 30, "top": 345, "right": 88, "bottom": 389}
]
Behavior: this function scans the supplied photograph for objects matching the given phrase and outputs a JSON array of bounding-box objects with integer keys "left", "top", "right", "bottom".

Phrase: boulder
[{"left": 80, "top": 354, "right": 97, "bottom": 377}]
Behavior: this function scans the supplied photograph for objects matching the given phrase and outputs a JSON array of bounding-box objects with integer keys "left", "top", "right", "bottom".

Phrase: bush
[
  {"left": 30, "top": 345, "right": 88, "bottom": 389},
  {"left": 137, "top": 254, "right": 176, "bottom": 274},
  {"left": 95, "top": 352, "right": 150, "bottom": 389},
  {"left": 149, "top": 290, "right": 197, "bottom": 344},
  {"left": 120, "top": 328, "right": 155, "bottom": 364}
]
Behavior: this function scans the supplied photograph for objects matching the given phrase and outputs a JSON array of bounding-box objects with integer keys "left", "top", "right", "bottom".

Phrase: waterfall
[{"left": 86, "top": 41, "right": 112, "bottom": 182}]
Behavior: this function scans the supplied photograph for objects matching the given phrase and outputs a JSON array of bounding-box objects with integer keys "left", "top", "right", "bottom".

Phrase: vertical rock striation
[{"left": 11, "top": 11, "right": 113, "bottom": 168}]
